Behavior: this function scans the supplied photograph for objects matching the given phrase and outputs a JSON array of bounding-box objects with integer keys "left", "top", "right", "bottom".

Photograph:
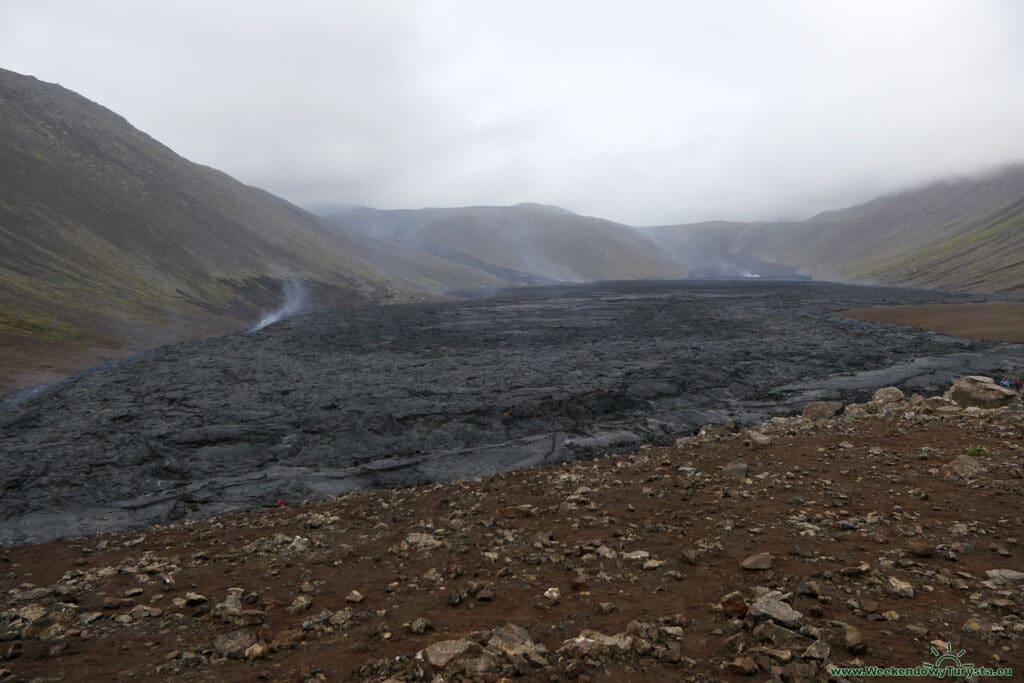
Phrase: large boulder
[
  {"left": 949, "top": 376, "right": 1017, "bottom": 409},
  {"left": 871, "top": 387, "right": 905, "bottom": 404}
]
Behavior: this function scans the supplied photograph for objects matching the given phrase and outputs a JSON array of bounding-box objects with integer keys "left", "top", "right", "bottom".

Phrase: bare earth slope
[{"left": 0, "top": 385, "right": 1021, "bottom": 682}]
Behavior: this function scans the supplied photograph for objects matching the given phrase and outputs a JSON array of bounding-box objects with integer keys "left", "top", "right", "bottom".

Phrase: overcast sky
[{"left": 2, "top": 1, "right": 1023, "bottom": 225}]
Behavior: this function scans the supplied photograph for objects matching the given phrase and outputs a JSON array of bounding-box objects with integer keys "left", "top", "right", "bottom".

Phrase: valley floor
[
  {"left": 1, "top": 385, "right": 1022, "bottom": 681},
  {"left": 840, "top": 302, "right": 1024, "bottom": 343}
]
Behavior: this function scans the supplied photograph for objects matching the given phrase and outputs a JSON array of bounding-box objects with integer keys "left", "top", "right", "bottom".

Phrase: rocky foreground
[{"left": 1, "top": 376, "right": 1023, "bottom": 682}]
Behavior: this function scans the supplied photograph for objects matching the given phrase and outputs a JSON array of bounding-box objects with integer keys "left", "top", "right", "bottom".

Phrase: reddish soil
[
  {"left": 840, "top": 302, "right": 1024, "bottom": 343},
  {"left": 1, "top": 391, "right": 1022, "bottom": 682},
  {"left": 0, "top": 336, "right": 136, "bottom": 396}
]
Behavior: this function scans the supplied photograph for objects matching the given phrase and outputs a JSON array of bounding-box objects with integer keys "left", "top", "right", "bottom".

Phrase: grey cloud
[{"left": 1, "top": 0, "right": 1022, "bottom": 224}]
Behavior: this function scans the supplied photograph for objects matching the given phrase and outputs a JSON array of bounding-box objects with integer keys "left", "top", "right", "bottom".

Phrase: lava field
[{"left": 3, "top": 280, "right": 1024, "bottom": 545}]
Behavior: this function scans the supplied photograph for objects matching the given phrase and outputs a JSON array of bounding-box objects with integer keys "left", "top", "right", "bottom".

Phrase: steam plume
[{"left": 250, "top": 279, "right": 308, "bottom": 331}]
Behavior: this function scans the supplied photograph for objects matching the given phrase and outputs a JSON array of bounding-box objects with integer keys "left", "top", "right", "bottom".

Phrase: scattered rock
[
  {"left": 907, "top": 541, "right": 936, "bottom": 558},
  {"left": 720, "top": 461, "right": 748, "bottom": 479},
  {"left": 748, "top": 593, "right": 804, "bottom": 629},
  {"left": 802, "top": 401, "right": 843, "bottom": 420},
  {"left": 409, "top": 617, "right": 431, "bottom": 635},
  {"left": 213, "top": 629, "right": 258, "bottom": 659},
  {"left": 744, "top": 431, "right": 772, "bottom": 449},
  {"left": 888, "top": 576, "right": 915, "bottom": 598},
  {"left": 184, "top": 592, "right": 208, "bottom": 606},
  {"left": 985, "top": 569, "right": 1024, "bottom": 585},
  {"left": 947, "top": 454, "right": 986, "bottom": 479},
  {"left": 844, "top": 624, "right": 867, "bottom": 654},
  {"left": 741, "top": 552, "right": 772, "bottom": 570},
  {"left": 720, "top": 591, "right": 747, "bottom": 618},
  {"left": 423, "top": 639, "right": 480, "bottom": 667},
  {"left": 500, "top": 504, "right": 536, "bottom": 519},
  {"left": 559, "top": 629, "right": 633, "bottom": 657}
]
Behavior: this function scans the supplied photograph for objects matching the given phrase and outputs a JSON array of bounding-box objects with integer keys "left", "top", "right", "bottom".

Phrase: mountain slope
[
  {"left": 324, "top": 203, "right": 687, "bottom": 284},
  {"left": 0, "top": 68, "right": 504, "bottom": 391},
  {"left": 1, "top": 69, "right": 382, "bottom": 340},
  {"left": 649, "top": 165, "right": 1024, "bottom": 291}
]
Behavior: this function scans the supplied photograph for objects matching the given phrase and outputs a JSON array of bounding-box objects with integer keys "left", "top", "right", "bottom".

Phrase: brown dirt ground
[
  {"left": 839, "top": 302, "right": 1024, "bottom": 343},
  {"left": 1, "top": 396, "right": 1022, "bottom": 682},
  {"left": 0, "top": 336, "right": 136, "bottom": 396}
]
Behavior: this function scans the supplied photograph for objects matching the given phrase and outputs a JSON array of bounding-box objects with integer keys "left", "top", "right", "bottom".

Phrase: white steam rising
[{"left": 250, "top": 279, "right": 308, "bottom": 331}]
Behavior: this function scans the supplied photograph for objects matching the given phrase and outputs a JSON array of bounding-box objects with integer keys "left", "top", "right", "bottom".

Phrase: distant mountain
[
  {"left": 650, "top": 165, "right": 1024, "bottom": 291},
  {"left": 323, "top": 204, "right": 686, "bottom": 284}
]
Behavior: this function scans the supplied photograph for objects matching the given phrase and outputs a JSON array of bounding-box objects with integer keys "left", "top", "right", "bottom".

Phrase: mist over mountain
[
  {"left": 323, "top": 204, "right": 685, "bottom": 285},
  {"left": 649, "top": 164, "right": 1024, "bottom": 292}
]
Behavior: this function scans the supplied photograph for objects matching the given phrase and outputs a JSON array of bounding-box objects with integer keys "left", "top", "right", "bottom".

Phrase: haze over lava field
[{"left": 4, "top": 280, "right": 1024, "bottom": 546}]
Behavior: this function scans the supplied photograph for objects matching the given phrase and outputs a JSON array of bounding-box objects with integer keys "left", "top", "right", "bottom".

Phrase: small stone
[
  {"left": 622, "top": 550, "right": 650, "bottom": 561},
  {"left": 744, "top": 431, "right": 772, "bottom": 449},
  {"left": 543, "top": 587, "right": 561, "bottom": 603},
  {"left": 501, "top": 505, "right": 536, "bottom": 518},
  {"left": 345, "top": 590, "right": 364, "bottom": 604},
  {"left": 741, "top": 552, "right": 773, "bottom": 570},
  {"left": 184, "top": 592, "right": 208, "bottom": 606},
  {"left": 103, "top": 597, "right": 133, "bottom": 610},
  {"left": 720, "top": 591, "right": 747, "bottom": 618},
  {"left": 947, "top": 454, "right": 985, "bottom": 479},
  {"left": 907, "top": 541, "right": 936, "bottom": 557},
  {"left": 642, "top": 559, "right": 664, "bottom": 570},
  {"left": 721, "top": 461, "right": 749, "bottom": 479},
  {"left": 748, "top": 593, "right": 804, "bottom": 629},
  {"left": 287, "top": 595, "right": 312, "bottom": 613},
  {"left": 803, "top": 640, "right": 830, "bottom": 661},
  {"left": 213, "top": 629, "right": 258, "bottom": 659},
  {"left": 888, "top": 576, "right": 915, "bottom": 598},
  {"left": 423, "top": 639, "right": 479, "bottom": 667},
  {"left": 726, "top": 656, "right": 758, "bottom": 675},
  {"left": 963, "top": 618, "right": 985, "bottom": 634},
  {"left": 409, "top": 617, "right": 431, "bottom": 634},
  {"left": 244, "top": 643, "right": 266, "bottom": 660},
  {"left": 844, "top": 624, "right": 867, "bottom": 654},
  {"left": 797, "top": 580, "right": 822, "bottom": 598}
]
